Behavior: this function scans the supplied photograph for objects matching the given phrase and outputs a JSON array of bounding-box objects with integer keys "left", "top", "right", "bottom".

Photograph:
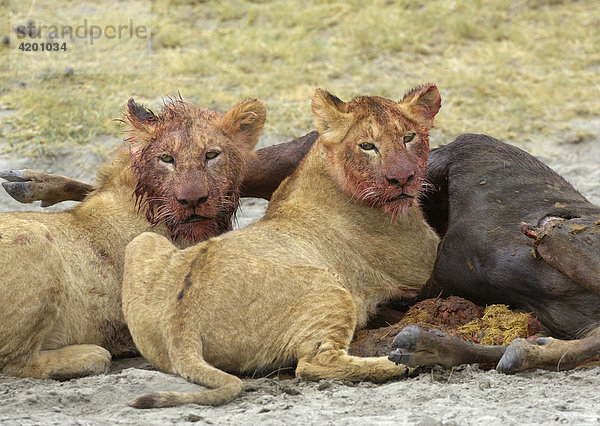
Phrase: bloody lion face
[
  {"left": 124, "top": 97, "right": 266, "bottom": 242},
  {"left": 311, "top": 84, "right": 441, "bottom": 220}
]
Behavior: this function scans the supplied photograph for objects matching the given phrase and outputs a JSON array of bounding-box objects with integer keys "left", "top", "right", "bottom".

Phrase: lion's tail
[
  {"left": 129, "top": 354, "right": 244, "bottom": 408},
  {"left": 129, "top": 380, "right": 243, "bottom": 408}
]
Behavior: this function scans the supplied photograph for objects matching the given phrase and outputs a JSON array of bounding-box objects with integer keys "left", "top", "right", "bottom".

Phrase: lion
[
  {"left": 0, "top": 96, "right": 266, "bottom": 379},
  {"left": 121, "top": 85, "right": 442, "bottom": 408}
]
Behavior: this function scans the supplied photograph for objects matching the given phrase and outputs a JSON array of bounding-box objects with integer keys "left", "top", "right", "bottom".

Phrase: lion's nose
[
  {"left": 176, "top": 192, "right": 209, "bottom": 208},
  {"left": 385, "top": 173, "right": 414, "bottom": 187}
]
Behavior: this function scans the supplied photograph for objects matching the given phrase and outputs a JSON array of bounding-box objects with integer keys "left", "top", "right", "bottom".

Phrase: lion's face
[
  {"left": 311, "top": 85, "right": 441, "bottom": 219},
  {"left": 125, "top": 97, "right": 266, "bottom": 242}
]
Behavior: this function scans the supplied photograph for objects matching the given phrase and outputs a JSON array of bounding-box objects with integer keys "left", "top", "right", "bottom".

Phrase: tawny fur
[
  {"left": 0, "top": 97, "right": 265, "bottom": 379},
  {"left": 122, "top": 85, "right": 442, "bottom": 408}
]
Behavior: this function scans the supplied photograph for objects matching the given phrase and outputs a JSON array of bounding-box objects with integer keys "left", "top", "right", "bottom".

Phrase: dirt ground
[
  {"left": 0, "top": 123, "right": 599, "bottom": 425},
  {"left": 2, "top": 357, "right": 600, "bottom": 425}
]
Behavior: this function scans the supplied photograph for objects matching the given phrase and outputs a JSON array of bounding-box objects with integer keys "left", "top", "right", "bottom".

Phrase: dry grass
[
  {"left": 0, "top": 0, "right": 599, "bottom": 156},
  {"left": 457, "top": 304, "right": 538, "bottom": 346}
]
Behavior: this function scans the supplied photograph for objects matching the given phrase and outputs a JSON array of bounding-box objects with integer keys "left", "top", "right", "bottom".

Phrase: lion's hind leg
[
  {"left": 2, "top": 344, "right": 111, "bottom": 380},
  {"left": 123, "top": 233, "right": 244, "bottom": 409},
  {"left": 0, "top": 276, "right": 110, "bottom": 380},
  {"left": 0, "top": 220, "right": 111, "bottom": 380}
]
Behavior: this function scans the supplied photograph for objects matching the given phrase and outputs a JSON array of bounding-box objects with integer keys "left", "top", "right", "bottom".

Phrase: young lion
[
  {"left": 0, "top": 97, "right": 266, "bottom": 379},
  {"left": 121, "top": 85, "right": 442, "bottom": 408}
]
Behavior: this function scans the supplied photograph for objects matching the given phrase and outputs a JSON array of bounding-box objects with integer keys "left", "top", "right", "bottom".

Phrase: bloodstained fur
[{"left": 122, "top": 97, "right": 258, "bottom": 242}]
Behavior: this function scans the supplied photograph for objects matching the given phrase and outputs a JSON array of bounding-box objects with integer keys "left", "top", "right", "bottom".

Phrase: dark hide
[{"left": 420, "top": 134, "right": 600, "bottom": 339}]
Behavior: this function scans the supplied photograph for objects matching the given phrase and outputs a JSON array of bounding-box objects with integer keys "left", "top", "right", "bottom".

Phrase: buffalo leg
[
  {"left": 497, "top": 334, "right": 600, "bottom": 374},
  {"left": 388, "top": 325, "right": 506, "bottom": 368},
  {"left": 0, "top": 169, "right": 93, "bottom": 206}
]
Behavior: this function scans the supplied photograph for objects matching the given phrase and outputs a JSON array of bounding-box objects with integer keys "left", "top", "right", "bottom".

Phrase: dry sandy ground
[
  {"left": 2, "top": 359, "right": 600, "bottom": 425},
  {"left": 0, "top": 124, "right": 599, "bottom": 425}
]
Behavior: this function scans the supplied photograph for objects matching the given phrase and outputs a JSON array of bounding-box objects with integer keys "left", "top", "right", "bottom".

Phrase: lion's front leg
[
  {"left": 291, "top": 283, "right": 410, "bottom": 383},
  {"left": 295, "top": 343, "right": 410, "bottom": 383}
]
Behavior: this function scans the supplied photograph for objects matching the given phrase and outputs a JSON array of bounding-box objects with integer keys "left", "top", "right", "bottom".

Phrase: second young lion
[
  {"left": 0, "top": 97, "right": 265, "bottom": 379},
  {"left": 121, "top": 84, "right": 442, "bottom": 408}
]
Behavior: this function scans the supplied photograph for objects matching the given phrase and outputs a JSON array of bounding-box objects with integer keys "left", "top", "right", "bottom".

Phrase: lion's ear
[
  {"left": 124, "top": 98, "right": 158, "bottom": 151},
  {"left": 126, "top": 98, "right": 158, "bottom": 133},
  {"left": 311, "top": 89, "right": 352, "bottom": 143},
  {"left": 220, "top": 98, "right": 266, "bottom": 151},
  {"left": 399, "top": 84, "right": 441, "bottom": 129}
]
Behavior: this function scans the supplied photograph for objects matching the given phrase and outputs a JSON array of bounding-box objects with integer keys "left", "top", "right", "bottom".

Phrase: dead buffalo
[{"left": 390, "top": 134, "right": 600, "bottom": 373}]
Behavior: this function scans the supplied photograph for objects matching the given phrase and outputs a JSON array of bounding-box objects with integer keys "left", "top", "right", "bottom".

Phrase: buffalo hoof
[{"left": 497, "top": 335, "right": 600, "bottom": 374}]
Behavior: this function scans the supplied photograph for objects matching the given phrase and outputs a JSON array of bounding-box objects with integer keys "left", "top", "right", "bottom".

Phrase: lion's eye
[
  {"left": 206, "top": 150, "right": 220, "bottom": 160},
  {"left": 159, "top": 154, "right": 174, "bottom": 164},
  {"left": 359, "top": 142, "right": 376, "bottom": 151},
  {"left": 403, "top": 133, "right": 416, "bottom": 144}
]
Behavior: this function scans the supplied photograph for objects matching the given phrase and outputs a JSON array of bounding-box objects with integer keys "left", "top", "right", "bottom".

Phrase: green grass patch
[{"left": 1, "top": 0, "right": 599, "bottom": 156}]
